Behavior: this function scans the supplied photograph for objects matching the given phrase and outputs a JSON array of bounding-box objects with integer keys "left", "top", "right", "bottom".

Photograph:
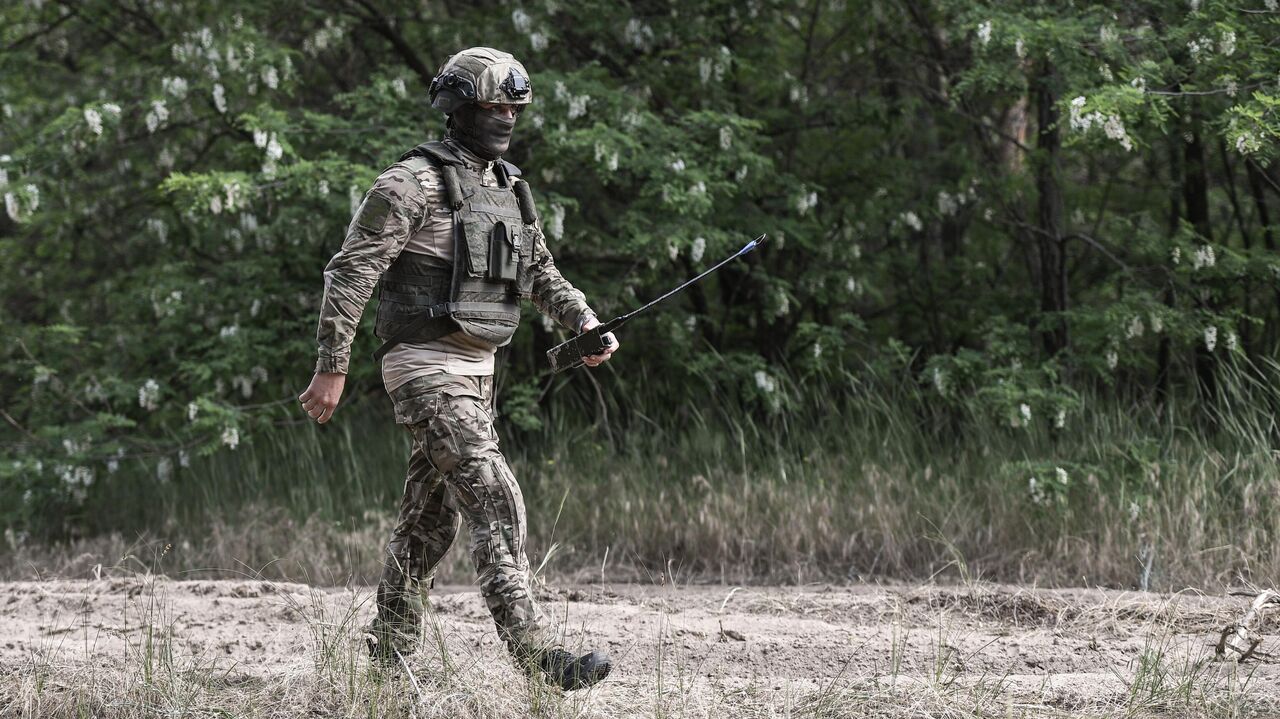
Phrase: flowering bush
[{"left": 2, "top": 1, "right": 1279, "bottom": 538}]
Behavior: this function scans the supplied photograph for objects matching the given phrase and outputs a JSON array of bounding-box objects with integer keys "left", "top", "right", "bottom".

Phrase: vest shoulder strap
[
  {"left": 391, "top": 148, "right": 464, "bottom": 212},
  {"left": 399, "top": 140, "right": 462, "bottom": 166}
]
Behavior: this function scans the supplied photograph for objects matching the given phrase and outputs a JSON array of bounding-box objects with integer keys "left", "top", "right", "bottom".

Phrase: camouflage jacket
[{"left": 314, "top": 142, "right": 595, "bottom": 375}]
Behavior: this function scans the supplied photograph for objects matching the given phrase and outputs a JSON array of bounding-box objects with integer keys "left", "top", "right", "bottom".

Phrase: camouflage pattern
[
  {"left": 431, "top": 47, "right": 533, "bottom": 112},
  {"left": 314, "top": 140, "right": 594, "bottom": 376},
  {"left": 370, "top": 372, "right": 551, "bottom": 659}
]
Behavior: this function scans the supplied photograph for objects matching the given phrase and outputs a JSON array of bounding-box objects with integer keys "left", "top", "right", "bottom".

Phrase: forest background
[{"left": 3, "top": 0, "right": 1280, "bottom": 592}]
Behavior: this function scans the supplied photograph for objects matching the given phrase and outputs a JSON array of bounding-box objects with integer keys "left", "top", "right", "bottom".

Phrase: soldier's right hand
[{"left": 299, "top": 372, "right": 346, "bottom": 424}]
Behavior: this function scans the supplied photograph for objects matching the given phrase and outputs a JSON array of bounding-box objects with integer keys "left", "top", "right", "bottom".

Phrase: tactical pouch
[{"left": 488, "top": 221, "right": 519, "bottom": 282}]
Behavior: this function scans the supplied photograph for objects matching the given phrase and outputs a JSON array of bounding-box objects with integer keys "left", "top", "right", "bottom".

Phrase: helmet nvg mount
[{"left": 429, "top": 47, "right": 533, "bottom": 114}]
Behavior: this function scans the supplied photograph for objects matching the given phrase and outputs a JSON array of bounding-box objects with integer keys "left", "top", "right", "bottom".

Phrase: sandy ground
[{"left": 2, "top": 578, "right": 1278, "bottom": 717}]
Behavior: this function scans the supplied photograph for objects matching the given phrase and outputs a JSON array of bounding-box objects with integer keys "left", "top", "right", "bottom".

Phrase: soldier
[{"left": 297, "top": 47, "right": 616, "bottom": 690}]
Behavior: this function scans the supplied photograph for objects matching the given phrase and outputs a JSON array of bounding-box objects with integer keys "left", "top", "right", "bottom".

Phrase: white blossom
[
  {"left": 1028, "top": 476, "right": 1047, "bottom": 505},
  {"left": 1204, "top": 325, "right": 1218, "bottom": 351},
  {"left": 1019, "top": 403, "right": 1032, "bottom": 424},
  {"left": 670, "top": 158, "right": 686, "bottom": 173},
  {"left": 221, "top": 426, "right": 240, "bottom": 450},
  {"left": 253, "top": 129, "right": 268, "bottom": 148},
  {"left": 1225, "top": 79, "right": 1239, "bottom": 97},
  {"left": 547, "top": 203, "right": 565, "bottom": 240},
  {"left": 1126, "top": 315, "right": 1145, "bottom": 339},
  {"left": 390, "top": 77, "right": 406, "bottom": 98},
  {"left": 156, "top": 457, "right": 173, "bottom": 483},
  {"left": 179, "top": 450, "right": 191, "bottom": 468},
  {"left": 187, "top": 402, "right": 199, "bottom": 422},
  {"left": 1106, "top": 349, "right": 1119, "bottom": 370},
  {"left": 162, "top": 76, "right": 189, "bottom": 97},
  {"left": 667, "top": 243, "right": 679, "bottom": 261},
  {"left": 145, "top": 100, "right": 169, "bottom": 133},
  {"left": 812, "top": 341, "right": 823, "bottom": 359},
  {"left": 1150, "top": 313, "right": 1164, "bottom": 334},
  {"left": 262, "top": 65, "right": 279, "bottom": 90},
  {"left": 25, "top": 184, "right": 38, "bottom": 212},
  {"left": 900, "top": 211, "right": 923, "bottom": 232},
  {"left": 976, "top": 20, "right": 992, "bottom": 46},
  {"left": 4, "top": 193, "right": 18, "bottom": 223},
  {"left": 84, "top": 107, "right": 103, "bottom": 136},
  {"left": 1131, "top": 76, "right": 1146, "bottom": 93},
  {"left": 209, "top": 194, "right": 223, "bottom": 214},
  {"left": 1171, "top": 246, "right": 1181, "bottom": 265},
  {"left": 1188, "top": 36, "right": 1212, "bottom": 63},
  {"left": 1192, "top": 244, "right": 1215, "bottom": 269},
  {"left": 937, "top": 190, "right": 958, "bottom": 217},
  {"left": 317, "top": 179, "right": 329, "bottom": 196},
  {"left": 1226, "top": 331, "right": 1238, "bottom": 352},
  {"left": 511, "top": 8, "right": 533, "bottom": 34},
  {"left": 1055, "top": 466, "right": 1069, "bottom": 486},
  {"left": 1237, "top": 132, "right": 1259, "bottom": 154},
  {"left": 795, "top": 191, "right": 818, "bottom": 215},
  {"left": 1015, "top": 37, "right": 1026, "bottom": 59},
  {"left": 530, "top": 32, "right": 548, "bottom": 52},
  {"left": 719, "top": 126, "right": 732, "bottom": 151},
  {"left": 754, "top": 370, "right": 776, "bottom": 394},
  {"left": 932, "top": 367, "right": 948, "bottom": 394},
  {"left": 265, "top": 133, "right": 283, "bottom": 160},
  {"left": 567, "top": 95, "right": 590, "bottom": 119},
  {"left": 159, "top": 147, "right": 175, "bottom": 170},
  {"left": 1128, "top": 501, "right": 1140, "bottom": 521},
  {"left": 107, "top": 459, "right": 119, "bottom": 474},
  {"left": 1100, "top": 25, "right": 1117, "bottom": 44},
  {"left": 212, "top": 83, "right": 227, "bottom": 114},
  {"left": 1055, "top": 408, "right": 1067, "bottom": 429},
  {"left": 1266, "top": 0, "right": 1278, "bottom": 10},
  {"left": 1219, "top": 30, "right": 1236, "bottom": 56},
  {"left": 220, "top": 324, "right": 239, "bottom": 338},
  {"left": 138, "top": 379, "right": 161, "bottom": 411},
  {"left": 691, "top": 236, "right": 706, "bottom": 263},
  {"left": 624, "top": 18, "right": 655, "bottom": 49}
]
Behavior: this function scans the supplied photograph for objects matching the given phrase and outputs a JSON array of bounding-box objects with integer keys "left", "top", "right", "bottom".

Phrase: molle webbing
[{"left": 373, "top": 141, "right": 532, "bottom": 360}]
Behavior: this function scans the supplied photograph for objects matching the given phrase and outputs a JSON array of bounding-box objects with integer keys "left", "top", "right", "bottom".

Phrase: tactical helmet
[{"left": 429, "top": 47, "right": 533, "bottom": 114}]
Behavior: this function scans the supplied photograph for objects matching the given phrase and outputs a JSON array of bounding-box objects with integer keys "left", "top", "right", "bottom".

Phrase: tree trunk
[
  {"left": 1034, "top": 60, "right": 1068, "bottom": 356},
  {"left": 1183, "top": 120, "right": 1216, "bottom": 400}
]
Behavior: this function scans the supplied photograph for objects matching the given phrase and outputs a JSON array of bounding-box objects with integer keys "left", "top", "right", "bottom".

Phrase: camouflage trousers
[{"left": 372, "top": 372, "right": 551, "bottom": 659}]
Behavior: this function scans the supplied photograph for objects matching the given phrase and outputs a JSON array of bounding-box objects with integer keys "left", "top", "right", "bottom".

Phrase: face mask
[{"left": 449, "top": 104, "right": 517, "bottom": 161}]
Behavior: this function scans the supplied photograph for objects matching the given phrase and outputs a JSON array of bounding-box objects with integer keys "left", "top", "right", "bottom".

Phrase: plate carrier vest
[{"left": 372, "top": 141, "right": 540, "bottom": 362}]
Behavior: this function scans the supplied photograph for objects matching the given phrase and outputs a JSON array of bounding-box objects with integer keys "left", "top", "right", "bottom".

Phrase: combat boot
[{"left": 534, "top": 648, "right": 612, "bottom": 690}]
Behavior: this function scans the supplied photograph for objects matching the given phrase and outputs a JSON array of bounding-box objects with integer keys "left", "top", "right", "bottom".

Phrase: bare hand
[
  {"left": 581, "top": 316, "right": 619, "bottom": 368},
  {"left": 298, "top": 372, "right": 346, "bottom": 424}
]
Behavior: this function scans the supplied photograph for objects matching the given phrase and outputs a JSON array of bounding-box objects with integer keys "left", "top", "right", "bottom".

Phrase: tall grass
[{"left": 6, "top": 356, "right": 1279, "bottom": 590}]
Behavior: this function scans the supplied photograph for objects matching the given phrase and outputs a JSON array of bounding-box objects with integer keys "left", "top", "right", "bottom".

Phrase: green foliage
[{"left": 2, "top": 1, "right": 1280, "bottom": 541}]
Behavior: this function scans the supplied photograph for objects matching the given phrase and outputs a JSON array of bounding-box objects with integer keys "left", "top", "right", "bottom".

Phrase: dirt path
[{"left": 2, "top": 579, "right": 1277, "bottom": 717}]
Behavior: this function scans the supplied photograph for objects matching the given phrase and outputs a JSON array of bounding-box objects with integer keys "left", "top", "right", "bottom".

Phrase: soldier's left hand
[{"left": 580, "top": 316, "right": 618, "bottom": 367}]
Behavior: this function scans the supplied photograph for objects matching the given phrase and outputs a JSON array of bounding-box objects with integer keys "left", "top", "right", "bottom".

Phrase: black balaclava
[{"left": 448, "top": 103, "right": 516, "bottom": 161}]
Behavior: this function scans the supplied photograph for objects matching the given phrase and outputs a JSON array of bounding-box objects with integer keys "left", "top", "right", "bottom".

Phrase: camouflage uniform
[{"left": 315, "top": 149, "right": 594, "bottom": 660}]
